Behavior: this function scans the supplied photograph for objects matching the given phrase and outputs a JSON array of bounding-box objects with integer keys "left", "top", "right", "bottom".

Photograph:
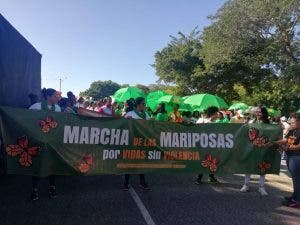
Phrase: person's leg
[
  {"left": 139, "top": 174, "right": 146, "bottom": 184},
  {"left": 288, "top": 156, "right": 300, "bottom": 202},
  {"left": 240, "top": 174, "right": 250, "bottom": 192},
  {"left": 32, "top": 176, "right": 40, "bottom": 190},
  {"left": 208, "top": 173, "right": 219, "bottom": 183},
  {"left": 195, "top": 174, "right": 203, "bottom": 184},
  {"left": 139, "top": 174, "right": 150, "bottom": 190},
  {"left": 244, "top": 174, "right": 251, "bottom": 185},
  {"left": 31, "top": 176, "right": 40, "bottom": 201},
  {"left": 259, "top": 175, "right": 265, "bottom": 187},
  {"left": 282, "top": 156, "right": 300, "bottom": 207},
  {"left": 125, "top": 174, "right": 130, "bottom": 184},
  {"left": 49, "top": 175, "right": 56, "bottom": 187},
  {"left": 258, "top": 175, "right": 268, "bottom": 196},
  {"left": 48, "top": 176, "right": 57, "bottom": 198},
  {"left": 122, "top": 174, "right": 130, "bottom": 190}
]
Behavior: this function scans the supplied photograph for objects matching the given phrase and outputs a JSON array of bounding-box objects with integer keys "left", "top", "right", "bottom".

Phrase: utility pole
[{"left": 58, "top": 76, "right": 67, "bottom": 92}]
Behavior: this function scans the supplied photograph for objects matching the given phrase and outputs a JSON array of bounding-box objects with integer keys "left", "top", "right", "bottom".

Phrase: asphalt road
[{"left": 1, "top": 161, "right": 299, "bottom": 225}]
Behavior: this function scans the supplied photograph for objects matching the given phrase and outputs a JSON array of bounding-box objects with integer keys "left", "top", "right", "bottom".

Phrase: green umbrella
[
  {"left": 146, "top": 91, "right": 168, "bottom": 111},
  {"left": 228, "top": 102, "right": 248, "bottom": 111},
  {"left": 113, "top": 86, "right": 146, "bottom": 103},
  {"left": 183, "top": 94, "right": 228, "bottom": 111},
  {"left": 182, "top": 96, "right": 190, "bottom": 101},
  {"left": 158, "top": 95, "right": 182, "bottom": 105},
  {"left": 178, "top": 103, "right": 192, "bottom": 112},
  {"left": 267, "top": 108, "right": 281, "bottom": 117}
]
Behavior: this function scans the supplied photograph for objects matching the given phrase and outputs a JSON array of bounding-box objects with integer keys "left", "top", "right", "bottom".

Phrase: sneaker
[
  {"left": 258, "top": 187, "right": 268, "bottom": 196},
  {"left": 240, "top": 185, "right": 250, "bottom": 192},
  {"left": 194, "top": 179, "right": 202, "bottom": 185},
  {"left": 121, "top": 183, "right": 130, "bottom": 191},
  {"left": 282, "top": 199, "right": 300, "bottom": 208},
  {"left": 48, "top": 186, "right": 58, "bottom": 199},
  {"left": 31, "top": 190, "right": 39, "bottom": 201},
  {"left": 208, "top": 176, "right": 219, "bottom": 184},
  {"left": 139, "top": 183, "right": 150, "bottom": 191}
]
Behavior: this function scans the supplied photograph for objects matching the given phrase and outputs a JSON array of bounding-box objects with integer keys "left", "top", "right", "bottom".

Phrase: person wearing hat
[{"left": 230, "top": 109, "right": 245, "bottom": 123}]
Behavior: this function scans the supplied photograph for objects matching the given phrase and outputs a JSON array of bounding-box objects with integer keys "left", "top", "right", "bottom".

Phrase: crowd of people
[{"left": 27, "top": 88, "right": 300, "bottom": 208}]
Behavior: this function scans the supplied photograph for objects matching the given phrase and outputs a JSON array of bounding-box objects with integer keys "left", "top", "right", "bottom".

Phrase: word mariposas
[
  {"left": 63, "top": 126, "right": 129, "bottom": 145},
  {"left": 160, "top": 132, "right": 234, "bottom": 149}
]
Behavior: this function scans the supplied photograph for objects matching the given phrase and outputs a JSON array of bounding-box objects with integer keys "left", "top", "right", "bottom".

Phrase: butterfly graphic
[
  {"left": 6, "top": 136, "right": 40, "bottom": 167},
  {"left": 77, "top": 154, "right": 93, "bottom": 173},
  {"left": 248, "top": 128, "right": 270, "bottom": 147},
  {"left": 201, "top": 154, "right": 220, "bottom": 172},
  {"left": 39, "top": 116, "right": 58, "bottom": 133},
  {"left": 258, "top": 161, "right": 271, "bottom": 174}
]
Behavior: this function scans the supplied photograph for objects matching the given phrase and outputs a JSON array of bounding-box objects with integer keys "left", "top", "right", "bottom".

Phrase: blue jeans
[{"left": 287, "top": 155, "right": 300, "bottom": 201}]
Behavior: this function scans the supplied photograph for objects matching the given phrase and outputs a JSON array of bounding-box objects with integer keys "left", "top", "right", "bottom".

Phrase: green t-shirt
[
  {"left": 216, "top": 118, "right": 230, "bottom": 123},
  {"left": 155, "top": 113, "right": 169, "bottom": 122}
]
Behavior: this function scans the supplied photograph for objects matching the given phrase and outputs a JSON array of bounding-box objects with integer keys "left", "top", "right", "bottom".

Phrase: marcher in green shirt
[
  {"left": 215, "top": 111, "right": 229, "bottom": 123},
  {"left": 154, "top": 103, "right": 169, "bottom": 122}
]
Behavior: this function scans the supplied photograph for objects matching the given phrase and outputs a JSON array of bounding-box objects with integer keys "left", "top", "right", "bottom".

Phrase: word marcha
[{"left": 63, "top": 126, "right": 129, "bottom": 145}]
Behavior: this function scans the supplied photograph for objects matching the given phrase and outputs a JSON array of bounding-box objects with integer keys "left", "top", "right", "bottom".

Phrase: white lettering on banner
[
  {"left": 63, "top": 126, "right": 129, "bottom": 145},
  {"left": 160, "top": 132, "right": 172, "bottom": 147},
  {"left": 64, "top": 126, "right": 79, "bottom": 144},
  {"left": 160, "top": 132, "right": 234, "bottom": 149}
]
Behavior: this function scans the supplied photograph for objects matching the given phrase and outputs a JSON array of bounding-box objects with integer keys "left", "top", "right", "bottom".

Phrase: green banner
[{"left": 0, "top": 106, "right": 282, "bottom": 177}]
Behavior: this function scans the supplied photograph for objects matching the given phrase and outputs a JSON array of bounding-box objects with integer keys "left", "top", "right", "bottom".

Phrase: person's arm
[
  {"left": 98, "top": 107, "right": 113, "bottom": 116},
  {"left": 274, "top": 139, "right": 287, "bottom": 146},
  {"left": 288, "top": 144, "right": 300, "bottom": 151}
]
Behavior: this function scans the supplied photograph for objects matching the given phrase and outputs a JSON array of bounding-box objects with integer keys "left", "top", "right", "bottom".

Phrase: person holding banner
[
  {"left": 195, "top": 106, "right": 220, "bottom": 184},
  {"left": 122, "top": 97, "right": 150, "bottom": 191},
  {"left": 154, "top": 103, "right": 169, "bottom": 122},
  {"left": 276, "top": 114, "right": 300, "bottom": 208},
  {"left": 29, "top": 88, "right": 61, "bottom": 201},
  {"left": 240, "top": 106, "right": 270, "bottom": 196},
  {"left": 98, "top": 96, "right": 115, "bottom": 117}
]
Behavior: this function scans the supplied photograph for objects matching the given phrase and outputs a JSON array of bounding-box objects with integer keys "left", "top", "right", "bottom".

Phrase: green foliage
[
  {"left": 153, "top": 28, "right": 205, "bottom": 95},
  {"left": 153, "top": 0, "right": 300, "bottom": 113},
  {"left": 202, "top": 0, "right": 299, "bottom": 71},
  {"left": 80, "top": 80, "right": 121, "bottom": 101}
]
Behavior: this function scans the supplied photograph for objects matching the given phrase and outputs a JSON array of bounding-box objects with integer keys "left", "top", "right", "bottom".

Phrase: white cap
[
  {"left": 280, "top": 116, "right": 287, "bottom": 122},
  {"left": 236, "top": 109, "right": 244, "bottom": 117}
]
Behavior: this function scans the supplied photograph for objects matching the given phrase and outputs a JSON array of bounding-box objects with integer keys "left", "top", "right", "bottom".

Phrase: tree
[
  {"left": 201, "top": 0, "right": 299, "bottom": 72},
  {"left": 153, "top": 28, "right": 205, "bottom": 96},
  {"left": 153, "top": 0, "right": 300, "bottom": 107},
  {"left": 79, "top": 80, "right": 121, "bottom": 100},
  {"left": 135, "top": 84, "right": 150, "bottom": 94}
]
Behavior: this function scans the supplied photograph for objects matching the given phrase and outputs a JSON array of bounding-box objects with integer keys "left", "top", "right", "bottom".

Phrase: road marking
[{"left": 129, "top": 187, "right": 156, "bottom": 225}]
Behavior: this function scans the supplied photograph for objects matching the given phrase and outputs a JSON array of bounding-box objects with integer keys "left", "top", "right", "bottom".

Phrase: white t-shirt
[
  {"left": 75, "top": 103, "right": 84, "bottom": 108},
  {"left": 99, "top": 105, "right": 114, "bottom": 117},
  {"left": 196, "top": 117, "right": 210, "bottom": 124},
  {"left": 29, "top": 102, "right": 61, "bottom": 112},
  {"left": 125, "top": 111, "right": 150, "bottom": 120}
]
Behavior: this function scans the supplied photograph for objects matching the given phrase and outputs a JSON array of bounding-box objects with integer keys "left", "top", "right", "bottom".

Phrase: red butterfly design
[
  {"left": 201, "top": 154, "right": 220, "bottom": 172},
  {"left": 77, "top": 154, "right": 93, "bottom": 173},
  {"left": 248, "top": 127, "right": 259, "bottom": 142},
  {"left": 6, "top": 136, "right": 40, "bottom": 167},
  {"left": 39, "top": 116, "right": 58, "bottom": 133},
  {"left": 258, "top": 161, "right": 271, "bottom": 174}
]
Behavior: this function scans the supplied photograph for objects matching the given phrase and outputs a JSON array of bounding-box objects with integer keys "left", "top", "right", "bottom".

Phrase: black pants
[
  {"left": 124, "top": 174, "right": 146, "bottom": 185},
  {"left": 197, "top": 174, "right": 215, "bottom": 181},
  {"left": 32, "top": 176, "right": 55, "bottom": 190}
]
